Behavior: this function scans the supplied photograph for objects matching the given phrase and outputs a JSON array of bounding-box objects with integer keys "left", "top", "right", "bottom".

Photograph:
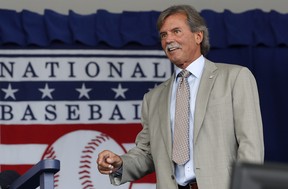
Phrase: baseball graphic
[{"left": 42, "top": 130, "right": 130, "bottom": 189}]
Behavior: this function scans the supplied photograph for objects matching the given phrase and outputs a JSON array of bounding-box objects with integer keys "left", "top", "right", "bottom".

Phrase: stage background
[{"left": 0, "top": 8, "right": 288, "bottom": 189}]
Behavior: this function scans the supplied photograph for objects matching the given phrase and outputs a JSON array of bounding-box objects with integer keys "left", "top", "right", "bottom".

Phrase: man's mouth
[
  {"left": 168, "top": 47, "right": 179, "bottom": 52},
  {"left": 166, "top": 43, "right": 181, "bottom": 52}
]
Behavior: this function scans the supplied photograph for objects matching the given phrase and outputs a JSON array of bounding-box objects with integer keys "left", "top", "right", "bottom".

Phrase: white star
[
  {"left": 111, "top": 83, "right": 128, "bottom": 99},
  {"left": 39, "top": 83, "right": 55, "bottom": 99},
  {"left": 76, "top": 83, "right": 92, "bottom": 99},
  {"left": 1, "top": 83, "right": 19, "bottom": 100}
]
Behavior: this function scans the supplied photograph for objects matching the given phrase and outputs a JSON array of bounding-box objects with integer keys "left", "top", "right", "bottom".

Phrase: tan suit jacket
[{"left": 110, "top": 59, "right": 264, "bottom": 189}]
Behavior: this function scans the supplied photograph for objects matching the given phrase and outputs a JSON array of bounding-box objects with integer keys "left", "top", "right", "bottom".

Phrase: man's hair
[{"left": 157, "top": 5, "right": 210, "bottom": 55}]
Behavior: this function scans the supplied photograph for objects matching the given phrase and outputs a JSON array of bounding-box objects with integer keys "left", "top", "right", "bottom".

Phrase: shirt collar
[{"left": 174, "top": 55, "right": 205, "bottom": 79}]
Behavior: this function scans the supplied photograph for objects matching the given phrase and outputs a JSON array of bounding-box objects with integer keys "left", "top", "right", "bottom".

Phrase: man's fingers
[
  {"left": 106, "top": 157, "right": 115, "bottom": 164},
  {"left": 97, "top": 150, "right": 119, "bottom": 174},
  {"left": 97, "top": 163, "right": 113, "bottom": 174}
]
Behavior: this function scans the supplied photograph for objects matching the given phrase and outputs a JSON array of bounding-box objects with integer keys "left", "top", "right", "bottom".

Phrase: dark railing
[{"left": 10, "top": 159, "right": 60, "bottom": 189}]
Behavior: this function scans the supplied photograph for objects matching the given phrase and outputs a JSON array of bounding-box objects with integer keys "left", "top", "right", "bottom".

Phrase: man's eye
[
  {"left": 174, "top": 29, "right": 181, "bottom": 34},
  {"left": 160, "top": 33, "right": 167, "bottom": 39}
]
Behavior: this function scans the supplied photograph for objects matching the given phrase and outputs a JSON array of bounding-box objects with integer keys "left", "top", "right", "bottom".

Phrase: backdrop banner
[
  {"left": 0, "top": 49, "right": 173, "bottom": 189},
  {"left": 1, "top": 8, "right": 288, "bottom": 188}
]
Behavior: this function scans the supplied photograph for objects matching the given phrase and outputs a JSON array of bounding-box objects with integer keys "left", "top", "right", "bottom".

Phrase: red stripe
[
  {"left": 135, "top": 173, "right": 157, "bottom": 183},
  {"left": 1, "top": 123, "right": 142, "bottom": 144},
  {"left": 0, "top": 165, "right": 33, "bottom": 175}
]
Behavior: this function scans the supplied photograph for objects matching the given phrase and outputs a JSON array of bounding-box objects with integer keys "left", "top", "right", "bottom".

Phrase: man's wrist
[{"left": 111, "top": 165, "right": 123, "bottom": 176}]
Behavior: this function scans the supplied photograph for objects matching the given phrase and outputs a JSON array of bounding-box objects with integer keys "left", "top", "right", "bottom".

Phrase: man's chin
[{"left": 170, "top": 60, "right": 183, "bottom": 68}]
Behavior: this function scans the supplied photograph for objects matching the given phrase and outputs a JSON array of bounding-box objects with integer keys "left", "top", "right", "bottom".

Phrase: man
[{"left": 97, "top": 4, "right": 264, "bottom": 189}]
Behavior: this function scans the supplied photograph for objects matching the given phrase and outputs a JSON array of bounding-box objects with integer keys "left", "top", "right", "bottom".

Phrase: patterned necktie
[{"left": 172, "top": 69, "right": 191, "bottom": 165}]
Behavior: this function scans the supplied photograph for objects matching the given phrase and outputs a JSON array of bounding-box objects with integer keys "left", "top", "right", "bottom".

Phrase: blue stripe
[{"left": 0, "top": 81, "right": 160, "bottom": 101}]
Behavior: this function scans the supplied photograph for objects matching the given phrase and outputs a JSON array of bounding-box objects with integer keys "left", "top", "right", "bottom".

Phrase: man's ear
[{"left": 195, "top": 31, "right": 203, "bottom": 45}]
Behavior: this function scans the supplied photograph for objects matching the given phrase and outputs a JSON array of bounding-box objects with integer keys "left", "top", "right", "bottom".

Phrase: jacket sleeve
[{"left": 233, "top": 67, "right": 264, "bottom": 163}]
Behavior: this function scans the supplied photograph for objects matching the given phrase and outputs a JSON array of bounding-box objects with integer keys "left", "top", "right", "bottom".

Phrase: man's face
[{"left": 159, "top": 13, "right": 203, "bottom": 69}]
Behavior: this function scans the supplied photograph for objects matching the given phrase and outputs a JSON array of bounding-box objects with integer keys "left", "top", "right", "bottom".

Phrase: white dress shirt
[{"left": 170, "top": 55, "right": 205, "bottom": 186}]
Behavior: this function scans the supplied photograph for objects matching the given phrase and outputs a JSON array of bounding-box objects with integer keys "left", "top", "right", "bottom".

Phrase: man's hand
[{"left": 97, "top": 150, "right": 123, "bottom": 174}]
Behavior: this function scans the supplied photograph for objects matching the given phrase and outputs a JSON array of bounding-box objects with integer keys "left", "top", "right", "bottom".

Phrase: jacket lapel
[
  {"left": 158, "top": 75, "right": 174, "bottom": 158},
  {"left": 194, "top": 59, "right": 218, "bottom": 142}
]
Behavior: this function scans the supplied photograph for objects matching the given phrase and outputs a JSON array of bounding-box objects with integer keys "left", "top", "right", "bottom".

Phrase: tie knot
[{"left": 178, "top": 70, "right": 190, "bottom": 78}]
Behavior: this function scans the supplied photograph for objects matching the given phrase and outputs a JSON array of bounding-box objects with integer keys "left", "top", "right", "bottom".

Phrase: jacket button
[{"left": 171, "top": 175, "right": 175, "bottom": 180}]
